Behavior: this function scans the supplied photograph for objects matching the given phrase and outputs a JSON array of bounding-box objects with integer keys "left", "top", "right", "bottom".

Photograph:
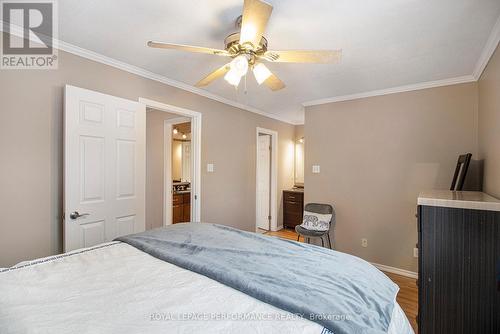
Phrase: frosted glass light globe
[
  {"left": 224, "top": 69, "right": 242, "bottom": 87},
  {"left": 230, "top": 55, "right": 249, "bottom": 77},
  {"left": 253, "top": 63, "right": 272, "bottom": 84}
]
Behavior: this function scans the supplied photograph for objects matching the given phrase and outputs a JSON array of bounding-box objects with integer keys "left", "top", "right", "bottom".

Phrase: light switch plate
[
  {"left": 312, "top": 165, "right": 320, "bottom": 174},
  {"left": 207, "top": 164, "right": 214, "bottom": 173}
]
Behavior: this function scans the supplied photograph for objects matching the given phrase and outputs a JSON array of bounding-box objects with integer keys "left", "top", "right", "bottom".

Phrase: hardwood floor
[
  {"left": 264, "top": 228, "right": 306, "bottom": 241},
  {"left": 264, "top": 228, "right": 418, "bottom": 333},
  {"left": 385, "top": 271, "right": 418, "bottom": 332}
]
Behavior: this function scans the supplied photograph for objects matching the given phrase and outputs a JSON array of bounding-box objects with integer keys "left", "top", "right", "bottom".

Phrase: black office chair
[
  {"left": 450, "top": 153, "right": 472, "bottom": 191},
  {"left": 295, "top": 203, "right": 335, "bottom": 249}
]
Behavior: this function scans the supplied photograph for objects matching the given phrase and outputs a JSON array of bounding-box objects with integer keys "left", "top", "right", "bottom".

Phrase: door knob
[{"left": 69, "top": 211, "right": 90, "bottom": 220}]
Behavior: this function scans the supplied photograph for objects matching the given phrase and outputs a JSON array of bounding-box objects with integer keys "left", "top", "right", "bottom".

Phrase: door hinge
[{"left": 268, "top": 215, "right": 271, "bottom": 221}]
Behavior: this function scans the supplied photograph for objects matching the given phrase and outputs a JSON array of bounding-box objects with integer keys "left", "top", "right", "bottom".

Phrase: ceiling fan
[{"left": 147, "top": 0, "right": 341, "bottom": 91}]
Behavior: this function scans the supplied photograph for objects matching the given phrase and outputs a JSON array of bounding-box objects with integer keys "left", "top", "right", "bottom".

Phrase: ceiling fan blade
[
  {"left": 263, "top": 73, "right": 285, "bottom": 91},
  {"left": 239, "top": 0, "right": 273, "bottom": 48},
  {"left": 262, "top": 50, "right": 342, "bottom": 63},
  {"left": 195, "top": 64, "right": 231, "bottom": 87},
  {"left": 147, "top": 41, "right": 229, "bottom": 56}
]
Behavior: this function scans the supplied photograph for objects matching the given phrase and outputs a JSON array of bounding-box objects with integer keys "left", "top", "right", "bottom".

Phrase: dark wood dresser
[
  {"left": 283, "top": 189, "right": 304, "bottom": 229},
  {"left": 173, "top": 192, "right": 191, "bottom": 224},
  {"left": 417, "top": 190, "right": 500, "bottom": 334}
]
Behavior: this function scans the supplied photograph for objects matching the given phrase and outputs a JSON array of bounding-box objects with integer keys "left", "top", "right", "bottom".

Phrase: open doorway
[
  {"left": 142, "top": 98, "right": 201, "bottom": 230},
  {"left": 256, "top": 127, "right": 278, "bottom": 232},
  {"left": 166, "top": 119, "right": 192, "bottom": 225}
]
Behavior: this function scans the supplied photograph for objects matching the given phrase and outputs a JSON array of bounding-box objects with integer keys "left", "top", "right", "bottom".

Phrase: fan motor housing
[{"left": 224, "top": 32, "right": 268, "bottom": 56}]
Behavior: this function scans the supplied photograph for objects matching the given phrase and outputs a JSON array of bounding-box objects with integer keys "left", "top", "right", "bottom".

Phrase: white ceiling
[{"left": 58, "top": 0, "right": 500, "bottom": 124}]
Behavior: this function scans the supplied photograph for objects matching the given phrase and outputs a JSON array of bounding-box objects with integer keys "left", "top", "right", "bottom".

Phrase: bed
[{"left": 0, "top": 223, "right": 414, "bottom": 334}]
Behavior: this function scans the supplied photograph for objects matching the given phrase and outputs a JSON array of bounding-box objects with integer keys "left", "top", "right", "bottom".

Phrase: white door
[
  {"left": 64, "top": 85, "right": 146, "bottom": 252},
  {"left": 256, "top": 134, "right": 271, "bottom": 230}
]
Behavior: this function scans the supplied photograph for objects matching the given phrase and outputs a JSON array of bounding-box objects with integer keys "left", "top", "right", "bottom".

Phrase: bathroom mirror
[
  {"left": 172, "top": 140, "right": 191, "bottom": 182},
  {"left": 295, "top": 138, "right": 304, "bottom": 186}
]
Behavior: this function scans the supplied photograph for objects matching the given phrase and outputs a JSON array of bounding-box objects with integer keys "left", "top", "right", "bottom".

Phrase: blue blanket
[{"left": 116, "top": 223, "right": 398, "bottom": 334}]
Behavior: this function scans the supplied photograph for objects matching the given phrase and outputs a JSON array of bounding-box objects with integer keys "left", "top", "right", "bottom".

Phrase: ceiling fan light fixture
[
  {"left": 253, "top": 63, "right": 272, "bottom": 84},
  {"left": 224, "top": 68, "right": 242, "bottom": 87},
  {"left": 147, "top": 0, "right": 341, "bottom": 92}
]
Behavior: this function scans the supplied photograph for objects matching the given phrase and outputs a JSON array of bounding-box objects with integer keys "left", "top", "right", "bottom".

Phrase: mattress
[{"left": 0, "top": 242, "right": 414, "bottom": 334}]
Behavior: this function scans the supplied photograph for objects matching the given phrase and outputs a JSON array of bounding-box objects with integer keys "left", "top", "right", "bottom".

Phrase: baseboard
[{"left": 371, "top": 262, "right": 418, "bottom": 279}]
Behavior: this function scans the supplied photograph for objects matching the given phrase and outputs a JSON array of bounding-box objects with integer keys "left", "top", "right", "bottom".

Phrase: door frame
[
  {"left": 139, "top": 98, "right": 202, "bottom": 225},
  {"left": 256, "top": 127, "right": 278, "bottom": 232},
  {"left": 163, "top": 116, "right": 190, "bottom": 226}
]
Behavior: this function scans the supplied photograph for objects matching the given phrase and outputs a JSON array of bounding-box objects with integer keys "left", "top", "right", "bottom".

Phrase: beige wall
[
  {"left": 146, "top": 110, "right": 178, "bottom": 230},
  {"left": 478, "top": 44, "right": 500, "bottom": 198},
  {"left": 304, "top": 83, "right": 478, "bottom": 272},
  {"left": 0, "top": 44, "right": 295, "bottom": 267}
]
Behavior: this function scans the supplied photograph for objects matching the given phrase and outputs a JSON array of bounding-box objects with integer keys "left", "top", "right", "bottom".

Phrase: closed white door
[
  {"left": 64, "top": 85, "right": 146, "bottom": 252},
  {"left": 256, "top": 134, "right": 271, "bottom": 230}
]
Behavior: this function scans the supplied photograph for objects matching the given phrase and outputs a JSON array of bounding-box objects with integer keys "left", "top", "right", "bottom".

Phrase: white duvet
[{"left": 0, "top": 242, "right": 414, "bottom": 334}]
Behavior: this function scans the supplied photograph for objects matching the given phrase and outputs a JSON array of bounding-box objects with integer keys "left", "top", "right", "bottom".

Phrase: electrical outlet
[
  {"left": 312, "top": 165, "right": 320, "bottom": 174},
  {"left": 361, "top": 238, "right": 368, "bottom": 248},
  {"left": 413, "top": 247, "right": 418, "bottom": 258},
  {"left": 207, "top": 164, "right": 214, "bottom": 173}
]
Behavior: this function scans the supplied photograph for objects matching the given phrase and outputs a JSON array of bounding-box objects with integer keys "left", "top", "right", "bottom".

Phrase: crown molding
[
  {"left": 57, "top": 41, "right": 301, "bottom": 125},
  {"left": 0, "top": 22, "right": 297, "bottom": 125},
  {"left": 303, "top": 14, "right": 500, "bottom": 108},
  {"left": 473, "top": 14, "right": 500, "bottom": 80},
  {"left": 302, "top": 75, "right": 476, "bottom": 107},
  {"left": 3, "top": 12, "right": 499, "bottom": 124}
]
